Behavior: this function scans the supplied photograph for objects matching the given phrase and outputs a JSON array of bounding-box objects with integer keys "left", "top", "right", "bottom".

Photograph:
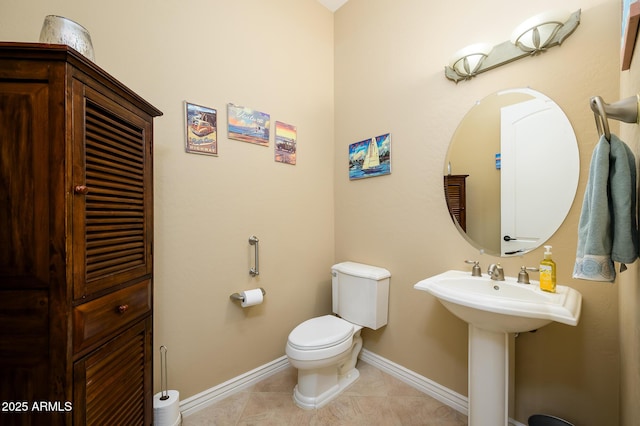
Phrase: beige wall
[
  {"left": 334, "top": 0, "right": 621, "bottom": 424},
  {"left": 0, "top": 0, "right": 634, "bottom": 425},
  {"left": 619, "top": 31, "right": 640, "bottom": 426},
  {"left": 0, "top": 0, "right": 336, "bottom": 400}
]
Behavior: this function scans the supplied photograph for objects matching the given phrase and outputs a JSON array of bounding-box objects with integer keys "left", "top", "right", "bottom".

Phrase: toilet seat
[
  {"left": 288, "top": 315, "right": 354, "bottom": 350},
  {"left": 286, "top": 315, "right": 356, "bottom": 362}
]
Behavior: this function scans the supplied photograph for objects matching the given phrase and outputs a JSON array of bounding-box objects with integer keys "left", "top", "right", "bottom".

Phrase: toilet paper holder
[{"left": 230, "top": 287, "right": 266, "bottom": 302}]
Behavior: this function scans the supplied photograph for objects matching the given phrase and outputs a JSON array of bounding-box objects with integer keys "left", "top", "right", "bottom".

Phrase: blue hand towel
[{"left": 573, "top": 133, "right": 638, "bottom": 282}]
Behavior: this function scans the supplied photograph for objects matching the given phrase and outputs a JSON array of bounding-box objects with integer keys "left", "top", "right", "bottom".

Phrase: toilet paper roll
[
  {"left": 241, "top": 288, "right": 264, "bottom": 307},
  {"left": 153, "top": 390, "right": 180, "bottom": 426}
]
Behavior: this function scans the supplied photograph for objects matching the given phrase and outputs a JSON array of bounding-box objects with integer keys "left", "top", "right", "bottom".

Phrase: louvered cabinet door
[
  {"left": 444, "top": 175, "right": 468, "bottom": 232},
  {"left": 73, "top": 317, "right": 152, "bottom": 426},
  {"left": 72, "top": 81, "right": 154, "bottom": 300}
]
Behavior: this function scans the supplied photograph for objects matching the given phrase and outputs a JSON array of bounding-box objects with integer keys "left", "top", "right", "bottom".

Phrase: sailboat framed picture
[{"left": 348, "top": 133, "right": 391, "bottom": 180}]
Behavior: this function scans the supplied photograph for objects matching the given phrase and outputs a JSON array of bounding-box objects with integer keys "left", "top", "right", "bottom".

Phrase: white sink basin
[
  {"left": 414, "top": 270, "right": 582, "bottom": 333},
  {"left": 414, "top": 270, "right": 582, "bottom": 425}
]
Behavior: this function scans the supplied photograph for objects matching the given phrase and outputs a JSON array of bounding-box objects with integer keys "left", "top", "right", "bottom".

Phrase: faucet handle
[
  {"left": 465, "top": 260, "right": 482, "bottom": 277},
  {"left": 517, "top": 266, "right": 539, "bottom": 284}
]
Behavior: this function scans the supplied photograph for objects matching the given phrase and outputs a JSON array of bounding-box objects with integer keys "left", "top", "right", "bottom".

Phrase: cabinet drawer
[{"left": 74, "top": 280, "right": 151, "bottom": 354}]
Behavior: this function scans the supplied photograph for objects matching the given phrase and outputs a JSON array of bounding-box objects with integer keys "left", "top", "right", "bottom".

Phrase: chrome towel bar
[
  {"left": 590, "top": 94, "right": 639, "bottom": 142},
  {"left": 249, "top": 235, "right": 259, "bottom": 276}
]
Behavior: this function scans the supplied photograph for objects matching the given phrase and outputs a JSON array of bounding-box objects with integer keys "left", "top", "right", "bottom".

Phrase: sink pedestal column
[{"left": 468, "top": 324, "right": 509, "bottom": 426}]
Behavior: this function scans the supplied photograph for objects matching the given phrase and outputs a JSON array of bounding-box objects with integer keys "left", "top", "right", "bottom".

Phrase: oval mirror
[{"left": 444, "top": 88, "right": 579, "bottom": 257}]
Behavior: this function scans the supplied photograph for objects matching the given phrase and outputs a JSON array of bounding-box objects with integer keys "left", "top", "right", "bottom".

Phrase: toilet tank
[{"left": 331, "top": 262, "right": 390, "bottom": 330}]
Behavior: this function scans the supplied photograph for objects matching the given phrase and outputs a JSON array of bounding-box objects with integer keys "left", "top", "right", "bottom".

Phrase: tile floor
[{"left": 182, "top": 360, "right": 467, "bottom": 425}]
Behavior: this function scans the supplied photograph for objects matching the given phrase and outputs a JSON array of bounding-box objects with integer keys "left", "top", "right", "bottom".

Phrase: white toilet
[{"left": 285, "top": 261, "right": 390, "bottom": 409}]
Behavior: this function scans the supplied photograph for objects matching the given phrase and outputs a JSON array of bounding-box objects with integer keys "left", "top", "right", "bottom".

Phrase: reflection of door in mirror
[
  {"left": 444, "top": 88, "right": 579, "bottom": 257},
  {"left": 500, "top": 99, "right": 548, "bottom": 255},
  {"left": 444, "top": 175, "right": 468, "bottom": 232},
  {"left": 500, "top": 96, "right": 578, "bottom": 255}
]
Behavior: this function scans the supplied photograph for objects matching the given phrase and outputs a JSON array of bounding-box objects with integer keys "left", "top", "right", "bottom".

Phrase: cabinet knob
[
  {"left": 117, "top": 304, "right": 129, "bottom": 314},
  {"left": 74, "top": 185, "right": 89, "bottom": 195}
]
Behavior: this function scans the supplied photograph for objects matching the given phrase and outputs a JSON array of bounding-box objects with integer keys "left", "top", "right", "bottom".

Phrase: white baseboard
[
  {"left": 179, "top": 349, "right": 526, "bottom": 425},
  {"left": 358, "top": 348, "right": 468, "bottom": 415},
  {"left": 179, "top": 356, "right": 290, "bottom": 417},
  {"left": 359, "top": 349, "right": 526, "bottom": 426}
]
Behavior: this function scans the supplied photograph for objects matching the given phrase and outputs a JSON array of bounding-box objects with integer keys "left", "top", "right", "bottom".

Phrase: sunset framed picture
[{"left": 274, "top": 121, "right": 297, "bottom": 165}]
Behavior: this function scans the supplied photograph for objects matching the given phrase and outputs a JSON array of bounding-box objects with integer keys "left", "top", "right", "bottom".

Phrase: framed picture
[
  {"left": 274, "top": 121, "right": 297, "bottom": 165},
  {"left": 349, "top": 133, "right": 391, "bottom": 180},
  {"left": 227, "top": 103, "right": 270, "bottom": 146},
  {"left": 185, "top": 102, "right": 218, "bottom": 156},
  {"left": 622, "top": 0, "right": 640, "bottom": 70}
]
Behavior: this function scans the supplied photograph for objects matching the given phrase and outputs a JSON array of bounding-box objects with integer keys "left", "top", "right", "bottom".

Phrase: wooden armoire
[{"left": 0, "top": 42, "right": 162, "bottom": 425}]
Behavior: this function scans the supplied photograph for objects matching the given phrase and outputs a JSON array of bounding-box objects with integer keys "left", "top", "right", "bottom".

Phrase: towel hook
[{"left": 591, "top": 96, "right": 611, "bottom": 142}]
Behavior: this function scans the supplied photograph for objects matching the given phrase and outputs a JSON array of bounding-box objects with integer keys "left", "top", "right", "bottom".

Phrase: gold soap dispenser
[{"left": 539, "top": 245, "right": 557, "bottom": 293}]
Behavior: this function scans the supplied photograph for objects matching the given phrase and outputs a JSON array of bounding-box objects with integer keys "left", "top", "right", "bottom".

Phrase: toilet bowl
[
  {"left": 286, "top": 315, "right": 363, "bottom": 409},
  {"left": 285, "top": 262, "right": 390, "bottom": 410}
]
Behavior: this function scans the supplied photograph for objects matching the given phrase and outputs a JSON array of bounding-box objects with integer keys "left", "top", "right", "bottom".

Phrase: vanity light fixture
[
  {"left": 511, "top": 10, "right": 572, "bottom": 52},
  {"left": 445, "top": 9, "right": 580, "bottom": 83},
  {"left": 448, "top": 43, "right": 493, "bottom": 78}
]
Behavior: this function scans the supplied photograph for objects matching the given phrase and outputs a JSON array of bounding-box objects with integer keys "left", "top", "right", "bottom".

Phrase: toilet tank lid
[{"left": 332, "top": 262, "right": 391, "bottom": 280}]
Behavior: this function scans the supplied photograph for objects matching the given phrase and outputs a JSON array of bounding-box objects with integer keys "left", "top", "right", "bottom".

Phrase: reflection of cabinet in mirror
[{"left": 444, "top": 175, "right": 468, "bottom": 232}]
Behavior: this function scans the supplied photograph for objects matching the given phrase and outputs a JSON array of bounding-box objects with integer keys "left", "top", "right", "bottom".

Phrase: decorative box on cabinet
[
  {"left": 0, "top": 42, "right": 162, "bottom": 425},
  {"left": 444, "top": 174, "right": 468, "bottom": 232}
]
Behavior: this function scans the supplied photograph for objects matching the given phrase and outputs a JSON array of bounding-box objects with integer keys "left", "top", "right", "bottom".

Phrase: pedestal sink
[{"left": 414, "top": 270, "right": 582, "bottom": 426}]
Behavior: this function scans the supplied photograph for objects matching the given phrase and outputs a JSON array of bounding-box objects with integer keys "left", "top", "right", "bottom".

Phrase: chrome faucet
[{"left": 487, "top": 264, "right": 505, "bottom": 281}]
